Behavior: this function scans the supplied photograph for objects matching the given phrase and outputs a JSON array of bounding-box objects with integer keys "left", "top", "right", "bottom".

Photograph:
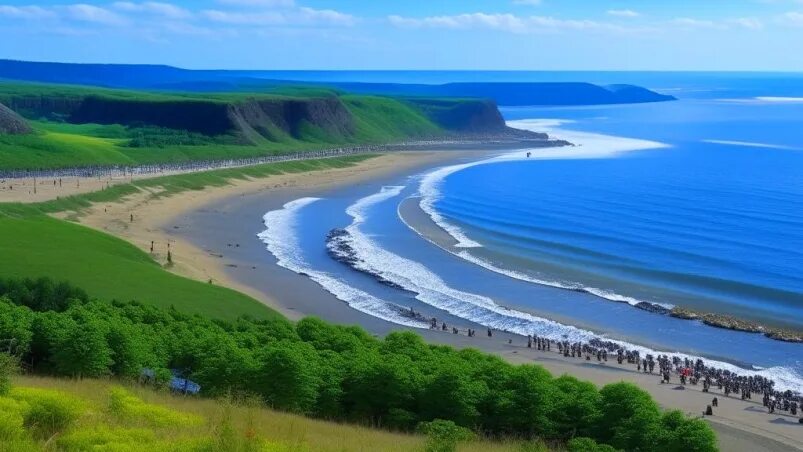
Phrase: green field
[
  {"left": 0, "top": 155, "right": 375, "bottom": 321},
  {"left": 0, "top": 82, "right": 454, "bottom": 170},
  {"left": 0, "top": 214, "right": 272, "bottom": 322}
]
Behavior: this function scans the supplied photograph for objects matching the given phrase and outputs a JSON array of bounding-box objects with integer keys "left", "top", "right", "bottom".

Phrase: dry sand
[
  {"left": 2, "top": 172, "right": 163, "bottom": 203},
  {"left": 50, "top": 150, "right": 803, "bottom": 451}
]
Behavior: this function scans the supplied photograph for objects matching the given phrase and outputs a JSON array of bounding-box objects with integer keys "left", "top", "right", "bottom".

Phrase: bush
[
  {"left": 57, "top": 426, "right": 157, "bottom": 450},
  {"left": 108, "top": 387, "right": 204, "bottom": 428},
  {"left": 567, "top": 437, "right": 619, "bottom": 452},
  {"left": 10, "top": 387, "right": 83, "bottom": 439},
  {"left": 417, "top": 419, "right": 475, "bottom": 452}
]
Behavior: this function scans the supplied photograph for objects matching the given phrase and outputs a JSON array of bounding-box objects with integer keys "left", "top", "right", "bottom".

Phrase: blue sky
[{"left": 1, "top": 0, "right": 803, "bottom": 70}]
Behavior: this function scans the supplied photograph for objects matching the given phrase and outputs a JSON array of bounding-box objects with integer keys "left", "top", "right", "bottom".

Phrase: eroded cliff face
[
  {"left": 0, "top": 92, "right": 522, "bottom": 143},
  {"left": 408, "top": 98, "right": 508, "bottom": 133},
  {"left": 228, "top": 97, "right": 356, "bottom": 142},
  {"left": 0, "top": 102, "right": 31, "bottom": 134}
]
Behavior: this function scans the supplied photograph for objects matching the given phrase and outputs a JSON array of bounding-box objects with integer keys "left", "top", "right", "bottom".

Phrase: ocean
[{"left": 257, "top": 73, "right": 803, "bottom": 392}]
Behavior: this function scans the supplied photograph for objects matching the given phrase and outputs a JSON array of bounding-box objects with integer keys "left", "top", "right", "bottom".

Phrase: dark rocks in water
[
  {"left": 670, "top": 307, "right": 803, "bottom": 343},
  {"left": 763, "top": 330, "right": 803, "bottom": 343},
  {"left": 0, "top": 102, "right": 31, "bottom": 134},
  {"left": 700, "top": 314, "right": 764, "bottom": 334},
  {"left": 634, "top": 302, "right": 670, "bottom": 315},
  {"left": 670, "top": 308, "right": 700, "bottom": 320},
  {"left": 325, "top": 228, "right": 408, "bottom": 292}
]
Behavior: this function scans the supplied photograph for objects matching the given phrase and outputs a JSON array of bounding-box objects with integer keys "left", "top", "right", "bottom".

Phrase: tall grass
[{"left": 10, "top": 376, "right": 542, "bottom": 452}]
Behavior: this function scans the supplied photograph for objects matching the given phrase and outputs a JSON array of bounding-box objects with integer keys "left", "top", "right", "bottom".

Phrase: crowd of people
[{"left": 429, "top": 318, "right": 802, "bottom": 423}]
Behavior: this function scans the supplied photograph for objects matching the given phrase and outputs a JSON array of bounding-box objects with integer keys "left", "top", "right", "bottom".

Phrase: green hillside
[
  {"left": 0, "top": 155, "right": 375, "bottom": 321},
  {"left": 0, "top": 82, "right": 507, "bottom": 170}
]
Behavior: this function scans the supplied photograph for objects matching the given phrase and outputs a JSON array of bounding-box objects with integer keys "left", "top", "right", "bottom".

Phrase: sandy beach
[{"left": 61, "top": 149, "right": 803, "bottom": 451}]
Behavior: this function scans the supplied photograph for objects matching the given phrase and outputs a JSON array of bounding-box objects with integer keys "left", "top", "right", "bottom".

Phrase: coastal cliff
[
  {"left": 0, "top": 88, "right": 524, "bottom": 145},
  {"left": 0, "top": 102, "right": 31, "bottom": 134}
]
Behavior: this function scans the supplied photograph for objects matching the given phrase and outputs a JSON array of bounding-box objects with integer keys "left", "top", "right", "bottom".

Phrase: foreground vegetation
[
  {"left": 0, "top": 278, "right": 718, "bottom": 451},
  {"left": 0, "top": 155, "right": 374, "bottom": 321},
  {"left": 3, "top": 375, "right": 567, "bottom": 452}
]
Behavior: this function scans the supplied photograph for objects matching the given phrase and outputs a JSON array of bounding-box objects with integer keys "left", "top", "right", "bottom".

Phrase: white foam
[
  {"left": 342, "top": 187, "right": 802, "bottom": 392},
  {"left": 703, "top": 139, "right": 795, "bottom": 150},
  {"left": 719, "top": 96, "right": 803, "bottom": 104},
  {"left": 258, "top": 197, "right": 426, "bottom": 328},
  {"left": 342, "top": 187, "right": 599, "bottom": 342}
]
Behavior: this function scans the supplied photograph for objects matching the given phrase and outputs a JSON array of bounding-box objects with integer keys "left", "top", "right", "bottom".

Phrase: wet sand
[{"left": 71, "top": 150, "right": 803, "bottom": 451}]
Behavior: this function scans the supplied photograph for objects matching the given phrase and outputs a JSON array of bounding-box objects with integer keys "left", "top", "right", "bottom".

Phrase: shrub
[
  {"left": 108, "top": 387, "right": 204, "bottom": 428},
  {"left": 417, "top": 419, "right": 475, "bottom": 452},
  {"left": 57, "top": 426, "right": 157, "bottom": 450},
  {"left": 567, "top": 437, "right": 619, "bottom": 452},
  {"left": 10, "top": 387, "right": 83, "bottom": 439}
]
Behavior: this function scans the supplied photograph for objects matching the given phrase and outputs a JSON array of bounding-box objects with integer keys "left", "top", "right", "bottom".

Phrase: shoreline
[
  {"left": 63, "top": 148, "right": 803, "bottom": 451},
  {"left": 400, "top": 192, "right": 803, "bottom": 343}
]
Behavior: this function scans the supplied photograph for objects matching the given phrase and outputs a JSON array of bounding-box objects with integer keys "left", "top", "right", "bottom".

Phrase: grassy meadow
[{"left": 5, "top": 376, "right": 546, "bottom": 452}]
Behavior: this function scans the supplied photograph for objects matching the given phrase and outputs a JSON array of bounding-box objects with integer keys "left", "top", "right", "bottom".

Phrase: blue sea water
[
  {"left": 258, "top": 74, "right": 803, "bottom": 391},
  {"left": 439, "top": 99, "right": 803, "bottom": 330}
]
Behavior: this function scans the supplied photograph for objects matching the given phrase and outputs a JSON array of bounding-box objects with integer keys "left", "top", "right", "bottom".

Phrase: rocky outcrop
[
  {"left": 670, "top": 307, "right": 803, "bottom": 342},
  {"left": 0, "top": 102, "right": 31, "bottom": 134},
  {"left": 325, "top": 228, "right": 409, "bottom": 292}
]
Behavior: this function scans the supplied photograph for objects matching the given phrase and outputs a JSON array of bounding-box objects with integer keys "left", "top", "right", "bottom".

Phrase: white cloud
[
  {"left": 215, "top": 0, "right": 295, "bottom": 7},
  {"left": 607, "top": 9, "right": 640, "bottom": 18},
  {"left": 0, "top": 5, "right": 56, "bottom": 20},
  {"left": 112, "top": 2, "right": 192, "bottom": 19},
  {"left": 671, "top": 17, "right": 721, "bottom": 28},
  {"left": 203, "top": 6, "right": 355, "bottom": 26},
  {"left": 297, "top": 7, "right": 356, "bottom": 26},
  {"left": 388, "top": 13, "right": 633, "bottom": 34},
  {"left": 728, "top": 17, "right": 763, "bottom": 29},
  {"left": 783, "top": 11, "right": 803, "bottom": 25},
  {"left": 202, "top": 9, "right": 284, "bottom": 25},
  {"left": 63, "top": 4, "right": 126, "bottom": 25},
  {"left": 670, "top": 17, "right": 763, "bottom": 30}
]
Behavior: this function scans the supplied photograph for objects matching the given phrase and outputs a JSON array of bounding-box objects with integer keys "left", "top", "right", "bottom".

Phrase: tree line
[{"left": 0, "top": 277, "right": 717, "bottom": 451}]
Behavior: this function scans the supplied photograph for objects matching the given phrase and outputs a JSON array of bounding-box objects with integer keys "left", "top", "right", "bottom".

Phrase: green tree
[
  {"left": 107, "top": 322, "right": 153, "bottom": 378},
  {"left": 254, "top": 341, "right": 321, "bottom": 414},
  {"left": 550, "top": 375, "right": 602, "bottom": 439},
  {"left": 503, "top": 364, "right": 557, "bottom": 437},
  {"left": 598, "top": 382, "right": 661, "bottom": 451},
  {"left": 652, "top": 410, "right": 717, "bottom": 452},
  {"left": 420, "top": 367, "right": 483, "bottom": 428},
  {"left": 51, "top": 319, "right": 112, "bottom": 378}
]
